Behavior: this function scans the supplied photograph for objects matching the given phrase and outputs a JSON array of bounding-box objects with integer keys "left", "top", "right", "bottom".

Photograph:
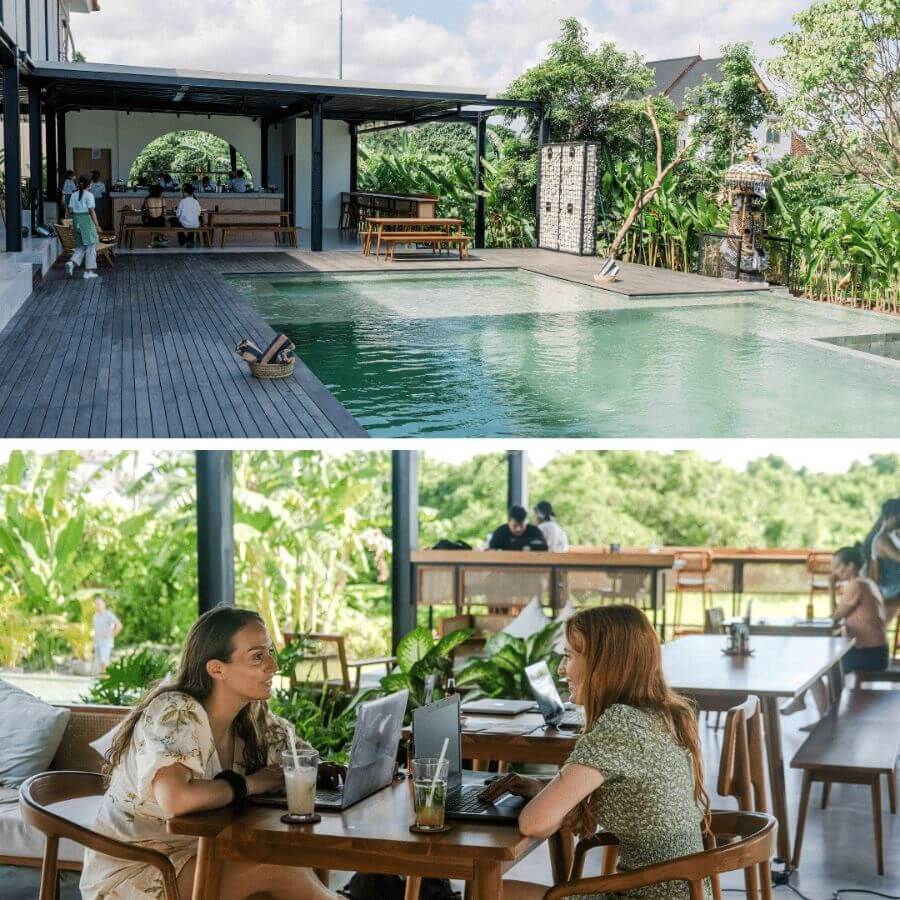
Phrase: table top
[
  {"left": 411, "top": 549, "right": 677, "bottom": 569},
  {"left": 662, "top": 634, "right": 853, "bottom": 698},
  {"left": 725, "top": 617, "right": 840, "bottom": 637},
  {"left": 349, "top": 191, "right": 439, "bottom": 201},
  {"left": 366, "top": 217, "right": 464, "bottom": 226},
  {"left": 169, "top": 778, "right": 538, "bottom": 863}
]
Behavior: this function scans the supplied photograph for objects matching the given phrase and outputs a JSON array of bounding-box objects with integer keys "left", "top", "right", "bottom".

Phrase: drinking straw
[{"left": 427, "top": 737, "right": 449, "bottom": 807}]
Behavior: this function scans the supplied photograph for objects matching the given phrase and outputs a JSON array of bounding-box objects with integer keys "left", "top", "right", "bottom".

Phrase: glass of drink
[
  {"left": 412, "top": 757, "right": 450, "bottom": 831},
  {"left": 282, "top": 750, "right": 319, "bottom": 820}
]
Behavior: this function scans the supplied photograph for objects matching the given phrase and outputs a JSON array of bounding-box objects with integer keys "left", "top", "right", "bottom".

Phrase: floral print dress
[
  {"left": 80, "top": 691, "right": 307, "bottom": 899},
  {"left": 565, "top": 703, "right": 709, "bottom": 900}
]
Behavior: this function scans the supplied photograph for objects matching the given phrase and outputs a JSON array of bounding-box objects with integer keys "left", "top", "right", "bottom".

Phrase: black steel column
[
  {"left": 3, "top": 64, "right": 22, "bottom": 253},
  {"left": 196, "top": 450, "right": 235, "bottom": 615},
  {"left": 349, "top": 124, "right": 358, "bottom": 192},
  {"left": 391, "top": 450, "right": 419, "bottom": 651},
  {"left": 45, "top": 103, "right": 57, "bottom": 203},
  {"left": 28, "top": 85, "right": 43, "bottom": 229},
  {"left": 56, "top": 109, "right": 66, "bottom": 186},
  {"left": 229, "top": 144, "right": 237, "bottom": 172},
  {"left": 535, "top": 109, "right": 549, "bottom": 246},
  {"left": 310, "top": 96, "right": 324, "bottom": 251},
  {"left": 506, "top": 450, "right": 528, "bottom": 511},
  {"left": 474, "top": 113, "right": 487, "bottom": 249},
  {"left": 260, "top": 118, "right": 269, "bottom": 189}
]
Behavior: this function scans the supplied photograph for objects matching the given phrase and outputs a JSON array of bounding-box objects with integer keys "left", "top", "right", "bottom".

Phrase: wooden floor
[
  {"left": 0, "top": 246, "right": 768, "bottom": 438},
  {"left": 0, "top": 253, "right": 366, "bottom": 438}
]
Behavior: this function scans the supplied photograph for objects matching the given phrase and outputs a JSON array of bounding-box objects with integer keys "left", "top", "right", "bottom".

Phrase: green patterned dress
[{"left": 565, "top": 703, "right": 708, "bottom": 900}]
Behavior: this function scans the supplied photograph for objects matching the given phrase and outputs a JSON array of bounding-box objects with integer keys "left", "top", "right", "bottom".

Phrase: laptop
[
  {"left": 413, "top": 695, "right": 526, "bottom": 823},
  {"left": 252, "top": 689, "right": 408, "bottom": 812},
  {"left": 460, "top": 698, "right": 535, "bottom": 716},
  {"left": 525, "top": 660, "right": 584, "bottom": 731}
]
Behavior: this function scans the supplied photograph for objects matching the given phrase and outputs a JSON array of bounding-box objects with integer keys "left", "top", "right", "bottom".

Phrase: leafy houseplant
[
  {"left": 455, "top": 621, "right": 562, "bottom": 701},
  {"left": 379, "top": 626, "right": 474, "bottom": 711},
  {"left": 269, "top": 685, "right": 359, "bottom": 764},
  {"left": 82, "top": 647, "right": 174, "bottom": 706}
]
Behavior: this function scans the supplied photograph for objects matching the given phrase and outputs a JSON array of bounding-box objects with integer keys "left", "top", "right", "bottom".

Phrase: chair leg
[
  {"left": 39, "top": 835, "right": 59, "bottom": 900},
  {"left": 404, "top": 876, "right": 422, "bottom": 900},
  {"left": 759, "top": 858, "right": 773, "bottom": 900},
  {"left": 791, "top": 770, "right": 813, "bottom": 869},
  {"left": 870, "top": 774, "right": 884, "bottom": 875},
  {"left": 889, "top": 769, "right": 897, "bottom": 815},
  {"left": 821, "top": 780, "right": 831, "bottom": 809}
]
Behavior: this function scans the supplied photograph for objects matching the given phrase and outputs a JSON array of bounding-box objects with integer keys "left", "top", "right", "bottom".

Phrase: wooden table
[
  {"left": 169, "top": 779, "right": 542, "bottom": 900},
  {"left": 363, "top": 217, "right": 465, "bottom": 257},
  {"left": 662, "top": 634, "right": 854, "bottom": 869}
]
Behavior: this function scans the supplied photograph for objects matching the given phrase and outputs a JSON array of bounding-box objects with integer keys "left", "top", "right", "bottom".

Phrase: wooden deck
[
  {"left": 0, "top": 247, "right": 769, "bottom": 438},
  {"left": 0, "top": 253, "right": 366, "bottom": 438}
]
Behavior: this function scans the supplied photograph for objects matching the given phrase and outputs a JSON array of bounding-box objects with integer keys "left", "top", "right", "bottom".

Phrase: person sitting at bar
[
  {"left": 200, "top": 175, "right": 217, "bottom": 193},
  {"left": 170, "top": 183, "right": 202, "bottom": 247},
  {"left": 482, "top": 605, "right": 710, "bottom": 900},
  {"left": 88, "top": 170, "right": 107, "bottom": 199},
  {"left": 489, "top": 505, "right": 549, "bottom": 551},
  {"left": 141, "top": 184, "right": 168, "bottom": 248},
  {"left": 60, "top": 169, "right": 77, "bottom": 206},
  {"left": 230, "top": 169, "right": 248, "bottom": 192},
  {"left": 782, "top": 544, "right": 889, "bottom": 721},
  {"left": 158, "top": 171, "right": 179, "bottom": 190},
  {"left": 79, "top": 607, "right": 339, "bottom": 900},
  {"left": 534, "top": 500, "right": 568, "bottom": 551}
]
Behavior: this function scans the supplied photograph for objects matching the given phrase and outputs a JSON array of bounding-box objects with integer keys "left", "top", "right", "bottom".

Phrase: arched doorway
[{"left": 128, "top": 130, "right": 253, "bottom": 190}]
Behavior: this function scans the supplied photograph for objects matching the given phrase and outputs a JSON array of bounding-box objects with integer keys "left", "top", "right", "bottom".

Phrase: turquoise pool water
[{"left": 230, "top": 269, "right": 900, "bottom": 437}]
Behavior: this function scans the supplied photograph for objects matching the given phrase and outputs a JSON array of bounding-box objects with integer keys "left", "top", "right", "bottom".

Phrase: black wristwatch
[{"left": 214, "top": 769, "right": 248, "bottom": 804}]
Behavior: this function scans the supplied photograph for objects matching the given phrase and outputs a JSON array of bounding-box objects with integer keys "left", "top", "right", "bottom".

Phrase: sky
[{"left": 70, "top": 0, "right": 809, "bottom": 95}]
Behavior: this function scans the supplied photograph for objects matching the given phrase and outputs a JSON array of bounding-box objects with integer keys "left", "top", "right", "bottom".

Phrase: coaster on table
[
  {"left": 409, "top": 823, "right": 452, "bottom": 835},
  {"left": 281, "top": 813, "right": 321, "bottom": 825}
]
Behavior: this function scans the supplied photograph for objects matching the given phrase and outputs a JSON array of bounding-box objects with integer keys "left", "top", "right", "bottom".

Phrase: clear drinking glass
[
  {"left": 282, "top": 750, "right": 319, "bottom": 818},
  {"left": 412, "top": 757, "right": 450, "bottom": 831}
]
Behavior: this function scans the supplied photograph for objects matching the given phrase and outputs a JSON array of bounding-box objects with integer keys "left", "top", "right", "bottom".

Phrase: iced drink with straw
[
  {"left": 282, "top": 749, "right": 319, "bottom": 818},
  {"left": 413, "top": 754, "right": 450, "bottom": 831}
]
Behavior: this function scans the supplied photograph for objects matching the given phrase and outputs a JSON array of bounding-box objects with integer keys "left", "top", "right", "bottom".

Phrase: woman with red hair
[{"left": 491, "top": 605, "right": 711, "bottom": 900}]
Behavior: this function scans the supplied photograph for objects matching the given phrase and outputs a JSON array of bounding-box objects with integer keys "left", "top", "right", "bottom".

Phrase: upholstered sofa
[{"left": 0, "top": 704, "right": 127, "bottom": 873}]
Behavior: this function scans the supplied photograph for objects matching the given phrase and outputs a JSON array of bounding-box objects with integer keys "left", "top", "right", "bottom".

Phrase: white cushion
[
  {"left": 501, "top": 597, "right": 550, "bottom": 639},
  {"left": 552, "top": 599, "right": 578, "bottom": 652},
  {"left": 0, "top": 680, "right": 70, "bottom": 788},
  {"left": 89, "top": 724, "right": 121, "bottom": 761},
  {"left": 0, "top": 790, "right": 100, "bottom": 863}
]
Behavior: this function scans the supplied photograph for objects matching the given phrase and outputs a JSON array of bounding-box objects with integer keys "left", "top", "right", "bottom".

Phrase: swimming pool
[{"left": 230, "top": 268, "right": 900, "bottom": 437}]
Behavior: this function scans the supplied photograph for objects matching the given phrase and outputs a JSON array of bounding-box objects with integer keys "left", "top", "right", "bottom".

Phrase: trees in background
[{"left": 128, "top": 131, "right": 251, "bottom": 184}]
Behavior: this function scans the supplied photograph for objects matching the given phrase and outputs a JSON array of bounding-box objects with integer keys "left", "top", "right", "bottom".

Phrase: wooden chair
[
  {"left": 717, "top": 696, "right": 772, "bottom": 900},
  {"left": 283, "top": 631, "right": 395, "bottom": 691},
  {"left": 54, "top": 222, "right": 116, "bottom": 268},
  {"left": 673, "top": 551, "right": 717, "bottom": 634},
  {"left": 19, "top": 771, "right": 179, "bottom": 900},
  {"left": 543, "top": 811, "right": 777, "bottom": 900},
  {"left": 806, "top": 552, "right": 834, "bottom": 614}
]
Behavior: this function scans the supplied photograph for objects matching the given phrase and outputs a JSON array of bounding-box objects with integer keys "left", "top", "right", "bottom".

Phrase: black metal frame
[
  {"left": 391, "top": 450, "right": 419, "bottom": 650},
  {"left": 506, "top": 450, "right": 528, "bottom": 510},
  {"left": 196, "top": 450, "right": 235, "bottom": 613}
]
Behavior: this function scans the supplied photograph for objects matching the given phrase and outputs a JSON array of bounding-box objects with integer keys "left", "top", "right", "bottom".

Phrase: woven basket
[
  {"left": 593, "top": 273, "right": 619, "bottom": 285},
  {"left": 248, "top": 359, "right": 295, "bottom": 380}
]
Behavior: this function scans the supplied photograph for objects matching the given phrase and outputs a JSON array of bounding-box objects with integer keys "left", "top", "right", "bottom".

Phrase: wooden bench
[
  {"left": 380, "top": 232, "right": 470, "bottom": 261},
  {"left": 219, "top": 224, "right": 298, "bottom": 248},
  {"left": 855, "top": 658, "right": 900, "bottom": 686},
  {"left": 282, "top": 631, "right": 395, "bottom": 691},
  {"left": 791, "top": 689, "right": 900, "bottom": 874},
  {"left": 123, "top": 224, "right": 214, "bottom": 249}
]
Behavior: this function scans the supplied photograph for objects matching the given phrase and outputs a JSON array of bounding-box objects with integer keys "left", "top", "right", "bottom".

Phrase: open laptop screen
[
  {"left": 525, "top": 660, "right": 566, "bottom": 726},
  {"left": 411, "top": 694, "right": 462, "bottom": 792}
]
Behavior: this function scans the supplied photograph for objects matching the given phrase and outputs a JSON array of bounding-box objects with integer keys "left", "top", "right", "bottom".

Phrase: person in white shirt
[
  {"left": 534, "top": 501, "right": 569, "bottom": 552},
  {"left": 60, "top": 169, "right": 77, "bottom": 206},
  {"left": 171, "top": 183, "right": 203, "bottom": 246},
  {"left": 200, "top": 176, "right": 217, "bottom": 193},
  {"left": 88, "top": 170, "right": 107, "bottom": 198},
  {"left": 92, "top": 597, "right": 122, "bottom": 673},
  {"left": 66, "top": 175, "right": 102, "bottom": 279},
  {"left": 158, "top": 171, "right": 179, "bottom": 190}
]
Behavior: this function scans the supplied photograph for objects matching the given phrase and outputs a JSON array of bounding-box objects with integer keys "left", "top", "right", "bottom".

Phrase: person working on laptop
[
  {"left": 481, "top": 605, "right": 711, "bottom": 900},
  {"left": 80, "top": 606, "right": 339, "bottom": 900},
  {"left": 489, "top": 505, "right": 549, "bottom": 551}
]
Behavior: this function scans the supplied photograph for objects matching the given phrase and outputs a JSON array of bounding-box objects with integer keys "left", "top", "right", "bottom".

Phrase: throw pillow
[
  {"left": 0, "top": 679, "right": 71, "bottom": 787},
  {"left": 501, "top": 597, "right": 549, "bottom": 639}
]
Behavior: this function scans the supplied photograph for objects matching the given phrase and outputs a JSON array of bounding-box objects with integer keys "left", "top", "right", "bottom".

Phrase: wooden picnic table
[
  {"left": 207, "top": 209, "right": 297, "bottom": 247},
  {"left": 363, "top": 217, "right": 465, "bottom": 257},
  {"left": 168, "top": 777, "right": 543, "bottom": 900}
]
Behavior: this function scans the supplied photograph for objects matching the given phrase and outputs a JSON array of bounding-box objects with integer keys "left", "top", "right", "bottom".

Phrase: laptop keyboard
[
  {"left": 446, "top": 785, "right": 493, "bottom": 813},
  {"left": 557, "top": 710, "right": 583, "bottom": 727},
  {"left": 316, "top": 786, "right": 344, "bottom": 804}
]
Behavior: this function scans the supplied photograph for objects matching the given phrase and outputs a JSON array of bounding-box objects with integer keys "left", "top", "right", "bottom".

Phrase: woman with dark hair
[
  {"left": 141, "top": 183, "right": 168, "bottom": 248},
  {"left": 66, "top": 175, "right": 101, "bottom": 279},
  {"left": 484, "top": 605, "right": 710, "bottom": 900},
  {"left": 534, "top": 500, "right": 568, "bottom": 552},
  {"left": 80, "top": 606, "right": 338, "bottom": 900}
]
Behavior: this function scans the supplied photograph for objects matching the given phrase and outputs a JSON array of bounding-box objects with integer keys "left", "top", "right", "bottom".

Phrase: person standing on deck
[
  {"left": 60, "top": 169, "right": 77, "bottom": 207},
  {"left": 88, "top": 170, "right": 107, "bottom": 199},
  {"left": 65, "top": 175, "right": 101, "bottom": 280}
]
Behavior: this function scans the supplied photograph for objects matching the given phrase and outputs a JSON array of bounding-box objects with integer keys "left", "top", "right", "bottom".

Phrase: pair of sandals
[{"left": 235, "top": 333, "right": 296, "bottom": 366}]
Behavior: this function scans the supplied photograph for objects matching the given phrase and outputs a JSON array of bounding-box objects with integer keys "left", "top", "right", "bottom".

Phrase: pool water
[{"left": 230, "top": 269, "right": 900, "bottom": 437}]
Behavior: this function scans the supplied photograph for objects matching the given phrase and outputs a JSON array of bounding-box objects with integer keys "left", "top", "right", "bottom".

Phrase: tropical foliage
[{"left": 129, "top": 130, "right": 252, "bottom": 184}]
